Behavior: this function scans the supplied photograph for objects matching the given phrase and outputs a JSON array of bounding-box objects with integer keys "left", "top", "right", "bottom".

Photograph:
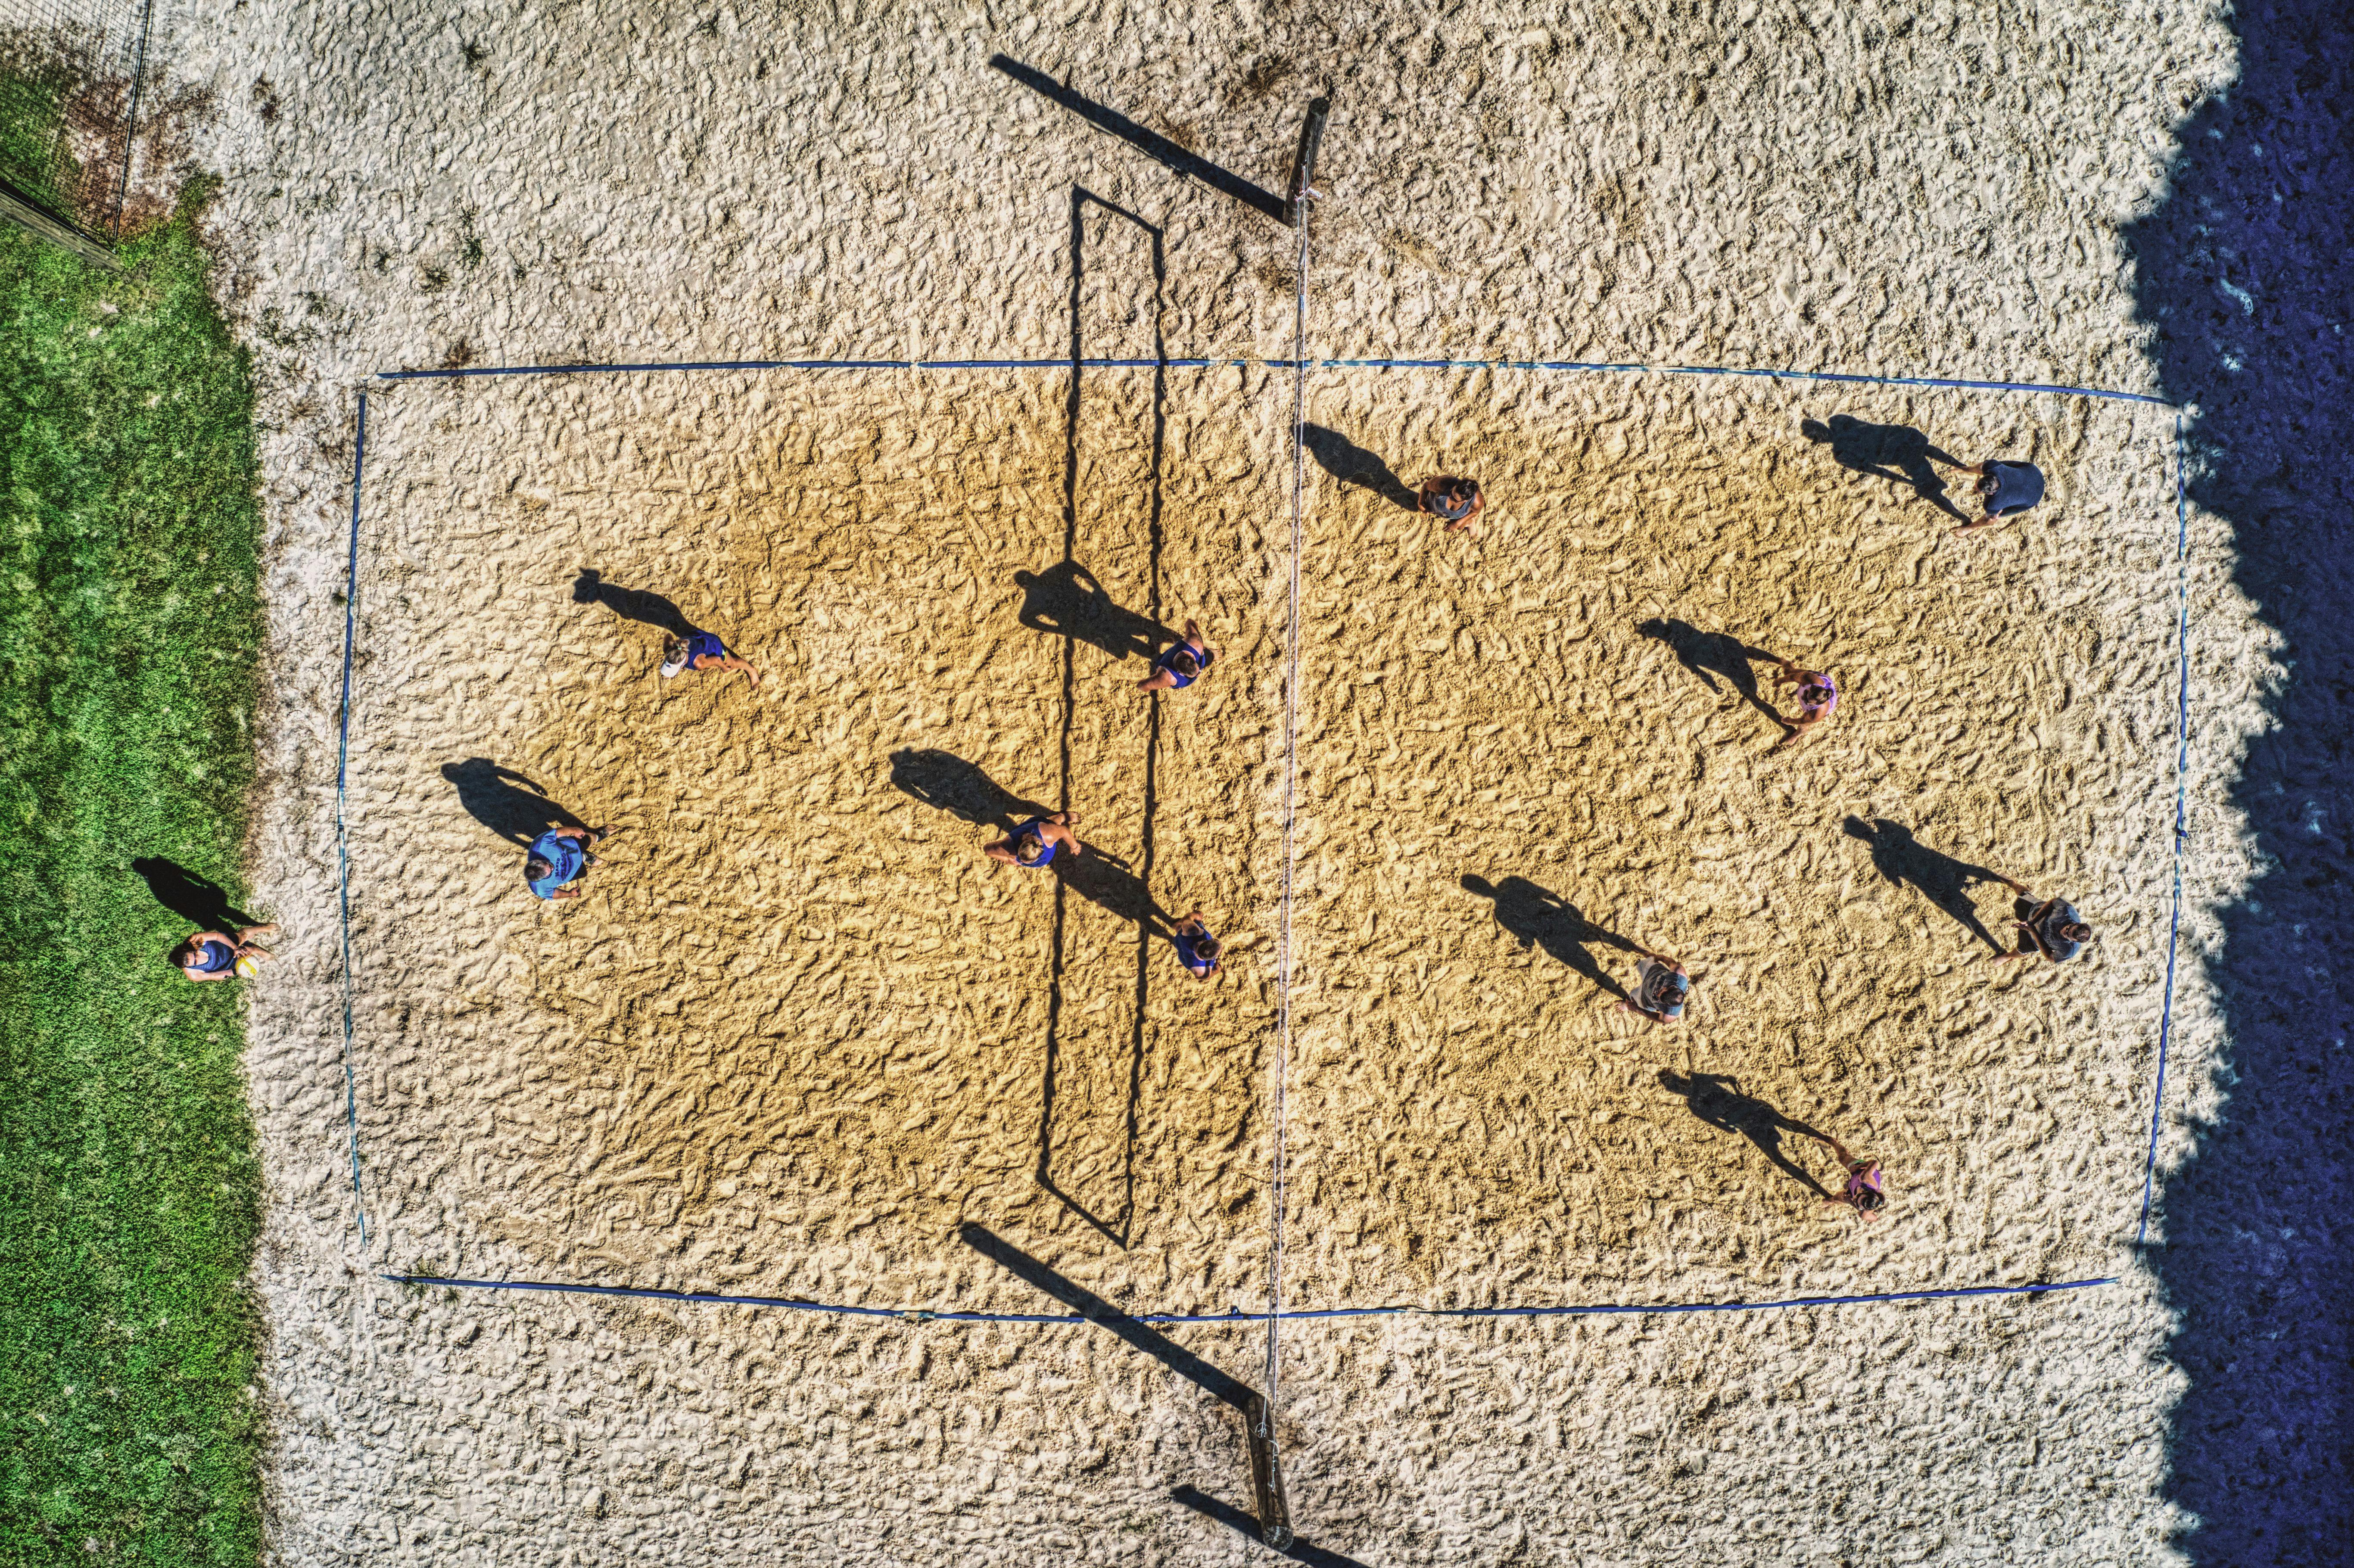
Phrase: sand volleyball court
[{"left": 344, "top": 359, "right": 2177, "bottom": 1326}]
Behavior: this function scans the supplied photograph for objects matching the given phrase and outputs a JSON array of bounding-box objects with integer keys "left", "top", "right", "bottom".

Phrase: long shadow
[
  {"left": 441, "top": 759, "right": 587, "bottom": 847},
  {"left": 959, "top": 1223, "right": 1256, "bottom": 1409},
  {"left": 887, "top": 749, "right": 1054, "bottom": 836},
  {"left": 987, "top": 55, "right": 1292, "bottom": 226},
  {"left": 1840, "top": 815, "right": 2008, "bottom": 953},
  {"left": 1301, "top": 422, "right": 1420, "bottom": 512},
  {"left": 961, "top": 1226, "right": 1305, "bottom": 1552},
  {"left": 1799, "top": 414, "right": 1970, "bottom": 520},
  {"left": 1635, "top": 618, "right": 1782, "bottom": 723},
  {"left": 1657, "top": 1070, "right": 1831, "bottom": 1199},
  {"left": 571, "top": 568, "right": 696, "bottom": 636},
  {"left": 1459, "top": 874, "right": 1635, "bottom": 1002},
  {"left": 2125, "top": 6, "right": 2354, "bottom": 1559},
  {"left": 1171, "top": 1488, "right": 1372, "bottom": 1568},
  {"left": 130, "top": 858, "right": 258, "bottom": 932},
  {"left": 1034, "top": 187, "right": 1169, "bottom": 1249},
  {"left": 1012, "top": 558, "right": 1174, "bottom": 663}
]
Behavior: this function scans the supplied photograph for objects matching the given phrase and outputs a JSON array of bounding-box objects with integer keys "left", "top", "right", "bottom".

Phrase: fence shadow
[{"left": 2124, "top": 3, "right": 2354, "bottom": 1559}]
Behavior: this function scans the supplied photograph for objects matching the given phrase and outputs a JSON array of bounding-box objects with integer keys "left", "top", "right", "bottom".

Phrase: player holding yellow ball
[{"left": 171, "top": 922, "right": 276, "bottom": 984}]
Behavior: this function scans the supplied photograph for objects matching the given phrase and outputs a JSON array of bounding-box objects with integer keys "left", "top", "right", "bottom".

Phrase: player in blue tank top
[
  {"left": 1172, "top": 910, "right": 1221, "bottom": 980},
  {"left": 1137, "top": 619, "right": 1217, "bottom": 695},
  {"left": 526, "top": 824, "right": 611, "bottom": 900},
  {"left": 171, "top": 921, "right": 277, "bottom": 983},
  {"left": 986, "top": 811, "right": 1081, "bottom": 869},
  {"left": 660, "top": 630, "right": 762, "bottom": 688},
  {"left": 1417, "top": 475, "right": 1485, "bottom": 534}
]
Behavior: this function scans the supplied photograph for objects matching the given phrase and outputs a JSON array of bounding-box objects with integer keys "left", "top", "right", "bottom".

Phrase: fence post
[{"left": 0, "top": 174, "right": 123, "bottom": 271}]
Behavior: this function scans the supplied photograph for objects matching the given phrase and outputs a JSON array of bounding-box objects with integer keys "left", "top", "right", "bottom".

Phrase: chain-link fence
[{"left": 0, "top": 0, "right": 154, "bottom": 244}]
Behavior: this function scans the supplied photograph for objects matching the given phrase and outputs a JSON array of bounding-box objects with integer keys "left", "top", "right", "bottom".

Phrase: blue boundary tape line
[
  {"left": 371, "top": 353, "right": 2168, "bottom": 404},
  {"left": 2138, "top": 415, "right": 2194, "bottom": 1246},
  {"left": 336, "top": 392, "right": 369, "bottom": 1247},
  {"left": 383, "top": 1272, "right": 2117, "bottom": 1324},
  {"left": 344, "top": 372, "right": 2187, "bottom": 1310}
]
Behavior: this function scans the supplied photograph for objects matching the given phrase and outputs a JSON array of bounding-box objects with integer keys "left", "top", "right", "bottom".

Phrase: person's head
[
  {"left": 173, "top": 942, "right": 202, "bottom": 968},
  {"left": 1169, "top": 648, "right": 1200, "bottom": 678},
  {"left": 659, "top": 635, "right": 688, "bottom": 679},
  {"left": 526, "top": 854, "right": 553, "bottom": 882},
  {"left": 2058, "top": 920, "right": 2093, "bottom": 944},
  {"left": 1853, "top": 1184, "right": 1887, "bottom": 1214},
  {"left": 1016, "top": 831, "right": 1043, "bottom": 859},
  {"left": 1449, "top": 478, "right": 1482, "bottom": 504},
  {"left": 1194, "top": 933, "right": 1221, "bottom": 961},
  {"left": 1800, "top": 677, "right": 1832, "bottom": 704}
]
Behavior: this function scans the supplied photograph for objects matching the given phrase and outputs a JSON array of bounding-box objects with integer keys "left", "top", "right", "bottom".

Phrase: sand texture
[{"left": 149, "top": 0, "right": 2301, "bottom": 1561}]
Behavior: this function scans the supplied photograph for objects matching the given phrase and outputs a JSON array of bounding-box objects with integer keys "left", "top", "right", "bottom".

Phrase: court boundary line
[
  {"left": 379, "top": 1271, "right": 2117, "bottom": 1322},
  {"left": 374, "top": 353, "right": 2166, "bottom": 406},
  {"left": 336, "top": 368, "right": 2189, "bottom": 1320}
]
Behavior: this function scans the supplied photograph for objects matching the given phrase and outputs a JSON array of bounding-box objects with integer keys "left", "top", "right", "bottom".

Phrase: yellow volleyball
[{"left": 234, "top": 954, "right": 261, "bottom": 979}]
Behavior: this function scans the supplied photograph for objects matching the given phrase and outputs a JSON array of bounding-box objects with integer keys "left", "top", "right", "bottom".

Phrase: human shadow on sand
[
  {"left": 1460, "top": 874, "right": 1637, "bottom": 1002},
  {"left": 1013, "top": 559, "right": 1176, "bottom": 663},
  {"left": 571, "top": 568, "right": 697, "bottom": 637},
  {"left": 131, "top": 857, "right": 260, "bottom": 932},
  {"left": 1841, "top": 815, "right": 2011, "bottom": 953},
  {"left": 1301, "top": 423, "right": 1421, "bottom": 512},
  {"left": 1635, "top": 618, "right": 1785, "bottom": 723},
  {"left": 442, "top": 759, "right": 589, "bottom": 847},
  {"left": 1800, "top": 414, "right": 1971, "bottom": 520},
  {"left": 887, "top": 749, "right": 1055, "bottom": 836},
  {"left": 1657, "top": 1070, "right": 1832, "bottom": 1199}
]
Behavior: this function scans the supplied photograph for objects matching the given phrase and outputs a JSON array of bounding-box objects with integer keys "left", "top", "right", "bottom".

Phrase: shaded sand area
[{"left": 351, "top": 360, "right": 1290, "bottom": 1311}]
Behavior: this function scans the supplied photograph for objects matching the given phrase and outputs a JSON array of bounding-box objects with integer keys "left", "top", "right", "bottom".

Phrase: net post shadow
[
  {"left": 1171, "top": 1487, "right": 1369, "bottom": 1568},
  {"left": 987, "top": 55, "right": 1292, "bottom": 226},
  {"left": 1031, "top": 186, "right": 1171, "bottom": 1250},
  {"left": 958, "top": 1224, "right": 1297, "bottom": 1550}
]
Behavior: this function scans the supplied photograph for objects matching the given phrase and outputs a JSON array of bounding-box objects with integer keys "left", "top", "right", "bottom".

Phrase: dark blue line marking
[
  {"left": 384, "top": 1272, "right": 2115, "bottom": 1324},
  {"left": 370, "top": 354, "right": 2170, "bottom": 403}
]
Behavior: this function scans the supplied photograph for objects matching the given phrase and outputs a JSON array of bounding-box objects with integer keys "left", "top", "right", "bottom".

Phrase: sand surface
[{"left": 147, "top": 0, "right": 2297, "bottom": 1560}]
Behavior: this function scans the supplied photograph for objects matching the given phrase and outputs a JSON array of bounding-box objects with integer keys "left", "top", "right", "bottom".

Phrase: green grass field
[{"left": 0, "top": 206, "right": 264, "bottom": 1564}]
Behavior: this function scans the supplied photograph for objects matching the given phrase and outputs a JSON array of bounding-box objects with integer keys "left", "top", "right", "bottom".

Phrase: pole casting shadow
[
  {"left": 442, "top": 759, "right": 588, "bottom": 847},
  {"left": 987, "top": 55, "right": 1292, "bottom": 226},
  {"left": 1800, "top": 414, "right": 1969, "bottom": 520},
  {"left": 1301, "top": 423, "right": 1420, "bottom": 512},
  {"left": 130, "top": 858, "right": 258, "bottom": 932},
  {"left": 1635, "top": 618, "right": 1784, "bottom": 723},
  {"left": 2125, "top": 5, "right": 2354, "bottom": 1558},
  {"left": 1657, "top": 1070, "right": 1832, "bottom": 1199},
  {"left": 1171, "top": 1487, "right": 1370, "bottom": 1568},
  {"left": 1460, "top": 874, "right": 1635, "bottom": 1001},
  {"left": 1840, "top": 816, "right": 2008, "bottom": 953},
  {"left": 571, "top": 568, "right": 696, "bottom": 637}
]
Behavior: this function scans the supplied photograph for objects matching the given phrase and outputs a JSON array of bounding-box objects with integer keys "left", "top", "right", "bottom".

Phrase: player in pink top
[
  {"left": 1812, "top": 1132, "right": 1886, "bottom": 1222},
  {"left": 1766, "top": 657, "right": 1837, "bottom": 753}
]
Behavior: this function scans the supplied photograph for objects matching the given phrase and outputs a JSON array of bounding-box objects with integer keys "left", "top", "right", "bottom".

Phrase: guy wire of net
[{"left": 0, "top": 0, "right": 153, "bottom": 237}]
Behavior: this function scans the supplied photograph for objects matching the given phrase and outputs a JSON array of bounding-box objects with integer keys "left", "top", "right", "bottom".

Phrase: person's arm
[
  {"left": 552, "top": 825, "right": 591, "bottom": 843},
  {"left": 985, "top": 842, "right": 1018, "bottom": 864},
  {"left": 551, "top": 885, "right": 582, "bottom": 899},
  {"left": 1136, "top": 666, "right": 1175, "bottom": 693}
]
